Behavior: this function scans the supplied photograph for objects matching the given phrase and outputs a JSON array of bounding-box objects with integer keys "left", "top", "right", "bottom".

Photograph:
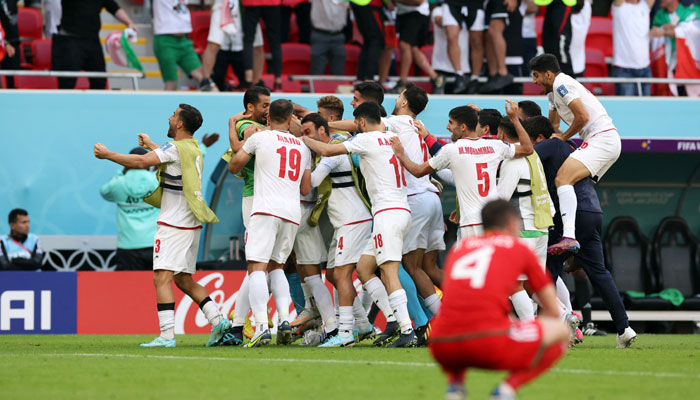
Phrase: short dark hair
[
  {"left": 449, "top": 106, "right": 478, "bottom": 132},
  {"left": 498, "top": 118, "right": 518, "bottom": 140},
  {"left": 402, "top": 83, "right": 428, "bottom": 115},
  {"left": 518, "top": 100, "right": 542, "bottom": 118},
  {"left": 353, "top": 101, "right": 382, "bottom": 125},
  {"left": 178, "top": 104, "right": 203, "bottom": 134},
  {"left": 301, "top": 112, "right": 330, "bottom": 136},
  {"left": 243, "top": 86, "right": 270, "bottom": 109},
  {"left": 269, "top": 99, "right": 294, "bottom": 123},
  {"left": 354, "top": 81, "right": 384, "bottom": 104},
  {"left": 9, "top": 208, "right": 27, "bottom": 224},
  {"left": 528, "top": 53, "right": 561, "bottom": 74},
  {"left": 522, "top": 116, "right": 555, "bottom": 140},
  {"left": 316, "top": 96, "right": 344, "bottom": 119},
  {"left": 482, "top": 200, "right": 519, "bottom": 231},
  {"left": 478, "top": 109, "right": 502, "bottom": 135}
]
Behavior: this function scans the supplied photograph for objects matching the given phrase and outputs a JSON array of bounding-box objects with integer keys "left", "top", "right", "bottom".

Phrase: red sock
[
  {"left": 505, "top": 342, "right": 566, "bottom": 390},
  {"left": 446, "top": 369, "right": 466, "bottom": 385}
]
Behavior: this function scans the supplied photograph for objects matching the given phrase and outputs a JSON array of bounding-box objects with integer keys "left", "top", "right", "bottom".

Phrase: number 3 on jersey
[
  {"left": 450, "top": 246, "right": 494, "bottom": 289},
  {"left": 277, "top": 146, "right": 301, "bottom": 180}
]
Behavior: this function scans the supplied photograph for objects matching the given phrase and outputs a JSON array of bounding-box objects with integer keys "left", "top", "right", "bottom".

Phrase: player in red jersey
[{"left": 429, "top": 200, "right": 571, "bottom": 400}]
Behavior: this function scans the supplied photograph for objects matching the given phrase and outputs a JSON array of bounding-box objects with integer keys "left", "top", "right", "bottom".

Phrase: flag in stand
[
  {"left": 104, "top": 30, "right": 144, "bottom": 74},
  {"left": 674, "top": 20, "right": 700, "bottom": 97}
]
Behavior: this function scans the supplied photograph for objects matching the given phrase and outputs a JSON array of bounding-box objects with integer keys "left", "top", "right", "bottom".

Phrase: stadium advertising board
[{"left": 0, "top": 272, "right": 77, "bottom": 334}]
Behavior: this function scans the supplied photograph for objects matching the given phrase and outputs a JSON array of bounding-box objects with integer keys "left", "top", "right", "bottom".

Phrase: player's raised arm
[
  {"left": 228, "top": 149, "right": 252, "bottom": 174},
  {"left": 94, "top": 143, "right": 161, "bottom": 169},
  {"left": 505, "top": 100, "right": 534, "bottom": 157},
  {"left": 302, "top": 136, "right": 349, "bottom": 157},
  {"left": 300, "top": 168, "right": 311, "bottom": 196},
  {"left": 553, "top": 98, "right": 590, "bottom": 141},
  {"left": 328, "top": 119, "right": 358, "bottom": 133},
  {"left": 390, "top": 136, "right": 435, "bottom": 178},
  {"left": 228, "top": 111, "right": 253, "bottom": 153}
]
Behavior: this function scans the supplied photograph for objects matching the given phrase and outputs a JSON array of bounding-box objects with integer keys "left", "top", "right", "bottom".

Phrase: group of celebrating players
[{"left": 94, "top": 53, "right": 638, "bottom": 400}]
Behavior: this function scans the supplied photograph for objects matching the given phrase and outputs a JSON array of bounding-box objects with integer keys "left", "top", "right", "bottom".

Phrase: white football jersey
[
  {"left": 429, "top": 137, "right": 515, "bottom": 226},
  {"left": 313, "top": 154, "right": 372, "bottom": 228},
  {"left": 548, "top": 73, "right": 616, "bottom": 142},
  {"left": 343, "top": 131, "right": 410, "bottom": 215},
  {"left": 383, "top": 115, "right": 433, "bottom": 195},
  {"left": 242, "top": 130, "right": 312, "bottom": 224}
]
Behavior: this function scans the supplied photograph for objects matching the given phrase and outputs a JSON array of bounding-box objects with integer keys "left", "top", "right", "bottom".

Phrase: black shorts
[
  {"left": 397, "top": 12, "right": 430, "bottom": 47},
  {"left": 445, "top": 3, "right": 485, "bottom": 31},
  {"left": 485, "top": 0, "right": 517, "bottom": 25}
]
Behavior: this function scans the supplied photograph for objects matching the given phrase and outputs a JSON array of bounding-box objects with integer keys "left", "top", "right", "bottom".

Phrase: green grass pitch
[{"left": 1, "top": 334, "right": 699, "bottom": 399}]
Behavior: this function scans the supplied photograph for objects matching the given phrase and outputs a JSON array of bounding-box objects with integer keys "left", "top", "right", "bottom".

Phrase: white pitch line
[{"left": 1, "top": 353, "right": 697, "bottom": 379}]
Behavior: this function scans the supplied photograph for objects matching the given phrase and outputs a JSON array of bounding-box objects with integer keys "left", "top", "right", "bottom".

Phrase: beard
[{"left": 167, "top": 126, "right": 175, "bottom": 138}]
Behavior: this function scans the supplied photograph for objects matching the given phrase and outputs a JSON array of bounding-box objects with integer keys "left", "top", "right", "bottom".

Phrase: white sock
[
  {"left": 360, "top": 288, "right": 373, "bottom": 313},
  {"left": 338, "top": 306, "right": 354, "bottom": 338},
  {"left": 269, "top": 269, "right": 292, "bottom": 323},
  {"left": 424, "top": 293, "right": 441, "bottom": 315},
  {"left": 157, "top": 310, "right": 175, "bottom": 340},
  {"left": 333, "top": 287, "right": 340, "bottom": 320},
  {"left": 232, "top": 274, "right": 251, "bottom": 327},
  {"left": 556, "top": 277, "right": 573, "bottom": 311},
  {"left": 248, "top": 271, "right": 269, "bottom": 331},
  {"left": 470, "top": 74, "right": 480, "bottom": 80},
  {"left": 353, "top": 295, "right": 370, "bottom": 329},
  {"left": 388, "top": 289, "right": 412, "bottom": 334},
  {"left": 511, "top": 290, "right": 535, "bottom": 321},
  {"left": 300, "top": 281, "right": 315, "bottom": 311},
  {"left": 201, "top": 299, "right": 222, "bottom": 327},
  {"left": 363, "top": 277, "right": 397, "bottom": 322},
  {"left": 557, "top": 185, "right": 578, "bottom": 239},
  {"left": 306, "top": 274, "right": 337, "bottom": 332}
]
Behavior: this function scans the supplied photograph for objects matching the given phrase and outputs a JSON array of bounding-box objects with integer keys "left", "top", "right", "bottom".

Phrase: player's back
[
  {"left": 248, "top": 130, "right": 311, "bottom": 223},
  {"left": 431, "top": 233, "right": 550, "bottom": 337},
  {"left": 384, "top": 115, "right": 433, "bottom": 195},
  {"left": 548, "top": 73, "right": 614, "bottom": 141}
]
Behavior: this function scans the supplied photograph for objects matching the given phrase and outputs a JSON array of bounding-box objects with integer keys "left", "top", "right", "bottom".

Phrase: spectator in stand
[
  {"left": 282, "top": 0, "right": 311, "bottom": 44},
  {"left": 501, "top": 5, "right": 525, "bottom": 95},
  {"left": 0, "top": 20, "right": 15, "bottom": 65},
  {"left": 430, "top": 5, "right": 470, "bottom": 94},
  {"left": 613, "top": 0, "right": 654, "bottom": 96},
  {"left": 378, "top": 4, "right": 397, "bottom": 86},
  {"left": 480, "top": 0, "right": 518, "bottom": 93},
  {"left": 521, "top": 0, "right": 538, "bottom": 75},
  {"left": 152, "top": 0, "right": 215, "bottom": 91},
  {"left": 185, "top": 0, "right": 213, "bottom": 11},
  {"left": 52, "top": 0, "right": 138, "bottom": 89},
  {"left": 0, "top": 209, "right": 43, "bottom": 271},
  {"left": 43, "top": 0, "right": 62, "bottom": 38},
  {"left": 241, "top": 0, "right": 283, "bottom": 90},
  {"left": 441, "top": 0, "right": 487, "bottom": 94},
  {"left": 309, "top": 0, "right": 348, "bottom": 75},
  {"left": 202, "top": 0, "right": 265, "bottom": 90},
  {"left": 352, "top": 0, "right": 386, "bottom": 81},
  {"left": 570, "top": 0, "right": 592, "bottom": 78},
  {"left": 392, "top": 0, "right": 444, "bottom": 94},
  {"left": 541, "top": 0, "right": 584, "bottom": 76},
  {"left": 100, "top": 148, "right": 160, "bottom": 270},
  {"left": 0, "top": 0, "right": 20, "bottom": 88}
]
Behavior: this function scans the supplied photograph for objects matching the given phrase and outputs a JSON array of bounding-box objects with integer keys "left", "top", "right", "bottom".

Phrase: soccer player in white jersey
[
  {"left": 303, "top": 102, "right": 418, "bottom": 348},
  {"left": 93, "top": 104, "right": 227, "bottom": 348},
  {"left": 301, "top": 113, "right": 375, "bottom": 347},
  {"left": 391, "top": 101, "right": 533, "bottom": 240},
  {"left": 529, "top": 53, "right": 621, "bottom": 256},
  {"left": 228, "top": 99, "right": 312, "bottom": 347}
]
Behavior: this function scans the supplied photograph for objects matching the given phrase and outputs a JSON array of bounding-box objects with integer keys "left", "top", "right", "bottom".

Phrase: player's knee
[
  {"left": 554, "top": 174, "right": 572, "bottom": 187},
  {"left": 153, "top": 272, "right": 172, "bottom": 287}
]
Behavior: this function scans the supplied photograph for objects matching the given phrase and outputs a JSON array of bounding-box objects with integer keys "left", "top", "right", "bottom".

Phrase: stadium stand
[
  {"left": 17, "top": 7, "right": 43, "bottom": 69},
  {"left": 29, "top": 38, "right": 51, "bottom": 70},
  {"left": 652, "top": 217, "right": 700, "bottom": 310},
  {"left": 281, "top": 43, "right": 311, "bottom": 75},
  {"left": 190, "top": 10, "right": 211, "bottom": 55},
  {"left": 584, "top": 48, "right": 614, "bottom": 96},
  {"left": 343, "top": 44, "right": 361, "bottom": 76},
  {"left": 586, "top": 16, "right": 614, "bottom": 59}
]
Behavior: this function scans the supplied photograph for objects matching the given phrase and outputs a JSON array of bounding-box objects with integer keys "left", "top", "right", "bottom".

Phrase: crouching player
[{"left": 429, "top": 200, "right": 570, "bottom": 399}]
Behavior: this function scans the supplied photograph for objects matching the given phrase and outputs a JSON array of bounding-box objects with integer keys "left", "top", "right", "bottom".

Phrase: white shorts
[
  {"left": 245, "top": 214, "right": 299, "bottom": 264},
  {"left": 518, "top": 233, "right": 549, "bottom": 280},
  {"left": 327, "top": 221, "right": 372, "bottom": 269},
  {"left": 293, "top": 203, "right": 328, "bottom": 265},
  {"left": 208, "top": 2, "right": 263, "bottom": 50},
  {"left": 404, "top": 191, "right": 446, "bottom": 254},
  {"left": 441, "top": 3, "right": 485, "bottom": 31},
  {"left": 242, "top": 196, "right": 253, "bottom": 229},
  {"left": 459, "top": 224, "right": 483, "bottom": 239},
  {"left": 569, "top": 130, "right": 621, "bottom": 182},
  {"left": 363, "top": 209, "right": 411, "bottom": 266},
  {"left": 153, "top": 224, "right": 201, "bottom": 275}
]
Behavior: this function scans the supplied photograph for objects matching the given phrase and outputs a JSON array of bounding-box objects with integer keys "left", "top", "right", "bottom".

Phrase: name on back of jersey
[
  {"left": 459, "top": 145, "right": 495, "bottom": 155},
  {"left": 277, "top": 134, "right": 301, "bottom": 146}
]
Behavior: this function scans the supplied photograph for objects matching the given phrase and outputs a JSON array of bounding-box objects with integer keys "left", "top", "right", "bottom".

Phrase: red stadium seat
[
  {"left": 522, "top": 82, "right": 542, "bottom": 95},
  {"left": 261, "top": 74, "right": 302, "bottom": 92},
  {"left": 281, "top": 43, "right": 311, "bottom": 75},
  {"left": 287, "top": 13, "right": 299, "bottom": 43},
  {"left": 535, "top": 16, "right": 543, "bottom": 47},
  {"left": 15, "top": 75, "right": 58, "bottom": 89},
  {"left": 17, "top": 7, "right": 43, "bottom": 68},
  {"left": 1, "top": 75, "right": 6, "bottom": 88},
  {"left": 311, "top": 80, "right": 352, "bottom": 93},
  {"left": 586, "top": 17, "right": 613, "bottom": 59},
  {"left": 30, "top": 38, "right": 52, "bottom": 70},
  {"left": 344, "top": 44, "right": 361, "bottom": 76},
  {"left": 190, "top": 10, "right": 211, "bottom": 55},
  {"left": 584, "top": 48, "right": 614, "bottom": 95}
]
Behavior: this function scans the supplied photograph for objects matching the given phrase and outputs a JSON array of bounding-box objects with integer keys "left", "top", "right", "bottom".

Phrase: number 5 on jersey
[{"left": 450, "top": 246, "right": 494, "bottom": 289}]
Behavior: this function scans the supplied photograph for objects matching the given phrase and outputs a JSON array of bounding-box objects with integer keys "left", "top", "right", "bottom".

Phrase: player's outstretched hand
[
  {"left": 229, "top": 111, "right": 252, "bottom": 127},
  {"left": 202, "top": 133, "right": 220, "bottom": 147},
  {"left": 242, "top": 125, "right": 260, "bottom": 140},
  {"left": 138, "top": 133, "right": 157, "bottom": 150},
  {"left": 390, "top": 136, "right": 405, "bottom": 155},
  {"left": 94, "top": 143, "right": 110, "bottom": 159},
  {"left": 504, "top": 99, "right": 519, "bottom": 119},
  {"left": 467, "top": 103, "right": 481, "bottom": 112},
  {"left": 414, "top": 120, "right": 430, "bottom": 139},
  {"left": 448, "top": 209, "right": 458, "bottom": 224}
]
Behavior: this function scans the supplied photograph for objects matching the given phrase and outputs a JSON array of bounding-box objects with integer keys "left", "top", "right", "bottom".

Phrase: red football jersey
[{"left": 431, "top": 233, "right": 552, "bottom": 338}]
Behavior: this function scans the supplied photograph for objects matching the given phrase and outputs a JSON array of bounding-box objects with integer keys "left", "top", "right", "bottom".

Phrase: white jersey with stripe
[
  {"left": 154, "top": 142, "right": 200, "bottom": 228},
  {"left": 429, "top": 137, "right": 515, "bottom": 227},
  {"left": 242, "top": 130, "right": 312, "bottom": 225},
  {"left": 313, "top": 153, "right": 372, "bottom": 228},
  {"left": 383, "top": 115, "right": 434, "bottom": 195},
  {"left": 548, "top": 73, "right": 616, "bottom": 142},
  {"left": 343, "top": 130, "right": 410, "bottom": 216}
]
